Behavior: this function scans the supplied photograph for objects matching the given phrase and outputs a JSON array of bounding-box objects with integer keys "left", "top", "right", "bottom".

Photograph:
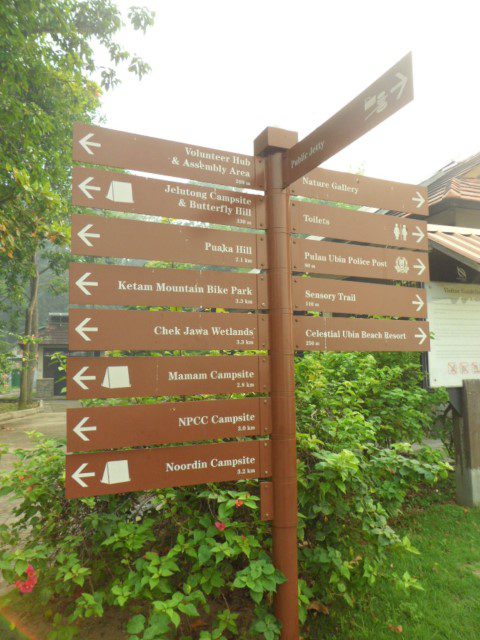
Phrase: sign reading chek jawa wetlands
[{"left": 68, "top": 53, "right": 430, "bottom": 640}]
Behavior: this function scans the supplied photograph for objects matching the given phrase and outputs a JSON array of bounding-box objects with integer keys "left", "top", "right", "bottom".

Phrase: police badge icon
[{"left": 394, "top": 256, "right": 409, "bottom": 274}]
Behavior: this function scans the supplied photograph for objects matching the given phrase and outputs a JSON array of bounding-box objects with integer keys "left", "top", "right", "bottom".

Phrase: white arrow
[
  {"left": 75, "top": 317, "right": 99, "bottom": 342},
  {"left": 413, "top": 258, "right": 426, "bottom": 276},
  {"left": 411, "top": 294, "right": 425, "bottom": 312},
  {"left": 72, "top": 463, "right": 96, "bottom": 488},
  {"left": 412, "top": 226, "right": 425, "bottom": 244},
  {"left": 73, "top": 417, "right": 97, "bottom": 442},
  {"left": 72, "top": 366, "right": 96, "bottom": 390},
  {"left": 415, "top": 327, "right": 428, "bottom": 345},
  {"left": 79, "top": 133, "right": 101, "bottom": 156},
  {"left": 391, "top": 72, "right": 408, "bottom": 100},
  {"left": 75, "top": 272, "right": 99, "bottom": 296},
  {"left": 77, "top": 224, "right": 100, "bottom": 247},
  {"left": 412, "top": 191, "right": 426, "bottom": 209},
  {"left": 78, "top": 177, "right": 101, "bottom": 199}
]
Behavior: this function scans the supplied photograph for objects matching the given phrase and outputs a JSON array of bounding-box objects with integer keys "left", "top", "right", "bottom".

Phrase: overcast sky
[{"left": 96, "top": 0, "right": 480, "bottom": 185}]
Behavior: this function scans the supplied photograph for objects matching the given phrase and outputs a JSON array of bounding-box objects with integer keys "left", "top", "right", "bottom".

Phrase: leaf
[
  {"left": 387, "top": 625, "right": 403, "bottom": 634},
  {"left": 308, "top": 601, "right": 329, "bottom": 615},
  {"left": 126, "top": 615, "right": 146, "bottom": 634}
]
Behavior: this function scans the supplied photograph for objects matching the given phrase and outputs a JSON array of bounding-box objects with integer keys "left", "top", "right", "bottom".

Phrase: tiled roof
[
  {"left": 428, "top": 224, "right": 480, "bottom": 267},
  {"left": 424, "top": 153, "right": 480, "bottom": 207},
  {"left": 38, "top": 314, "right": 69, "bottom": 346}
]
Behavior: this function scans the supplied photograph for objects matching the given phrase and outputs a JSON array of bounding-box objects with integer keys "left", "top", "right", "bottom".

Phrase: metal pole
[{"left": 255, "top": 127, "right": 299, "bottom": 639}]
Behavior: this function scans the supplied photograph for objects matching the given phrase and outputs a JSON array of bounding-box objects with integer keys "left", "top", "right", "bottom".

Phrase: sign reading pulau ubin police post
[{"left": 69, "top": 52, "right": 430, "bottom": 640}]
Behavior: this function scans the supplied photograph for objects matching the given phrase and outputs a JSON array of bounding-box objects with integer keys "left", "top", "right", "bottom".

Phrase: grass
[{"left": 319, "top": 501, "right": 480, "bottom": 639}]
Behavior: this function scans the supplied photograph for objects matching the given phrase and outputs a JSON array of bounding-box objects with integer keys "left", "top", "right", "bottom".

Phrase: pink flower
[
  {"left": 26, "top": 565, "right": 36, "bottom": 578},
  {"left": 215, "top": 521, "right": 226, "bottom": 531},
  {"left": 13, "top": 565, "right": 37, "bottom": 594}
]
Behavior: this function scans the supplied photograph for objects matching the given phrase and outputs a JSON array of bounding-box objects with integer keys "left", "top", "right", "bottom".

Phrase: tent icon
[
  {"left": 101, "top": 460, "right": 131, "bottom": 485},
  {"left": 106, "top": 180, "right": 134, "bottom": 203}
]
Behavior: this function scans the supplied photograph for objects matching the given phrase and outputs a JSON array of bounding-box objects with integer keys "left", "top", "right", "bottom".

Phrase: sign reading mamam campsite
[
  {"left": 69, "top": 263, "right": 268, "bottom": 310},
  {"left": 69, "top": 308, "right": 269, "bottom": 351},
  {"left": 292, "top": 238, "right": 429, "bottom": 282},
  {"left": 292, "top": 277, "right": 427, "bottom": 318},
  {"left": 294, "top": 316, "right": 430, "bottom": 352},
  {"left": 66, "top": 355, "right": 270, "bottom": 400},
  {"left": 289, "top": 166, "right": 428, "bottom": 216},
  {"left": 291, "top": 200, "right": 428, "bottom": 250},
  {"left": 72, "top": 166, "right": 266, "bottom": 230},
  {"left": 67, "top": 397, "right": 272, "bottom": 453},
  {"left": 66, "top": 439, "right": 272, "bottom": 499},
  {"left": 73, "top": 123, "right": 264, "bottom": 190},
  {"left": 71, "top": 214, "right": 267, "bottom": 269},
  {"left": 284, "top": 53, "right": 414, "bottom": 186}
]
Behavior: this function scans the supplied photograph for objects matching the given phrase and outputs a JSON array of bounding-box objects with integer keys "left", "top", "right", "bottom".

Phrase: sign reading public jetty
[
  {"left": 291, "top": 200, "right": 427, "bottom": 249},
  {"left": 71, "top": 214, "right": 267, "bottom": 269},
  {"left": 72, "top": 166, "right": 266, "bottom": 230},
  {"left": 292, "top": 277, "right": 427, "bottom": 318},
  {"left": 73, "top": 123, "right": 264, "bottom": 190},
  {"left": 69, "top": 308, "right": 269, "bottom": 352},
  {"left": 67, "top": 355, "right": 270, "bottom": 400},
  {"left": 69, "top": 263, "right": 268, "bottom": 310},
  {"left": 67, "top": 397, "right": 272, "bottom": 453},
  {"left": 66, "top": 439, "right": 272, "bottom": 499},
  {"left": 290, "top": 166, "right": 428, "bottom": 216},
  {"left": 292, "top": 238, "right": 429, "bottom": 282},
  {"left": 284, "top": 53, "right": 414, "bottom": 186},
  {"left": 294, "top": 316, "right": 430, "bottom": 352},
  {"left": 69, "top": 52, "right": 430, "bottom": 638}
]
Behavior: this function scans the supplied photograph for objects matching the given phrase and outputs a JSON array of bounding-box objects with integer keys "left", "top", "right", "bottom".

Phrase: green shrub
[{"left": 0, "top": 352, "right": 451, "bottom": 638}]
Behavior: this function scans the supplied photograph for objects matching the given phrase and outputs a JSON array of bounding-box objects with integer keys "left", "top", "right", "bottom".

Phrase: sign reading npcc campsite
[{"left": 68, "top": 53, "right": 429, "bottom": 639}]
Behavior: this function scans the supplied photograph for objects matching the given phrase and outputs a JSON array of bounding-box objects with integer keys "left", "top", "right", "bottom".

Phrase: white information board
[{"left": 426, "top": 282, "right": 480, "bottom": 387}]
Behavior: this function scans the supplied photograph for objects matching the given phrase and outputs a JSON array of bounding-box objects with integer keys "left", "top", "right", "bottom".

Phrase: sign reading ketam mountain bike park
[{"left": 68, "top": 52, "right": 429, "bottom": 640}]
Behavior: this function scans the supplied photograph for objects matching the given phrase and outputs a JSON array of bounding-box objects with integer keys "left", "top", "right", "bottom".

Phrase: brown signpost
[
  {"left": 71, "top": 214, "right": 267, "bottom": 270},
  {"left": 67, "top": 355, "right": 270, "bottom": 400},
  {"left": 290, "top": 166, "right": 428, "bottom": 216},
  {"left": 69, "top": 308, "right": 269, "bottom": 352},
  {"left": 294, "top": 316, "right": 430, "bottom": 352},
  {"left": 292, "top": 277, "right": 427, "bottom": 318},
  {"left": 66, "top": 439, "right": 272, "bottom": 499},
  {"left": 284, "top": 53, "right": 414, "bottom": 186},
  {"left": 73, "top": 123, "right": 264, "bottom": 190},
  {"left": 72, "top": 166, "right": 266, "bottom": 230},
  {"left": 67, "top": 397, "right": 272, "bottom": 453},
  {"left": 69, "top": 263, "right": 268, "bottom": 310},
  {"left": 292, "top": 237, "right": 429, "bottom": 282},
  {"left": 291, "top": 200, "right": 428, "bottom": 249}
]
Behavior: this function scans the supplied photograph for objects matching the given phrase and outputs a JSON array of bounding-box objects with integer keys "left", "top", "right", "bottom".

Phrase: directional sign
[
  {"left": 294, "top": 316, "right": 430, "bottom": 352},
  {"left": 66, "top": 439, "right": 272, "bottom": 499},
  {"left": 289, "top": 166, "right": 428, "bottom": 216},
  {"left": 72, "top": 166, "right": 266, "bottom": 230},
  {"left": 292, "top": 277, "right": 427, "bottom": 318},
  {"left": 67, "top": 397, "right": 272, "bottom": 453},
  {"left": 71, "top": 215, "right": 267, "bottom": 270},
  {"left": 73, "top": 123, "right": 264, "bottom": 190},
  {"left": 292, "top": 238, "right": 429, "bottom": 283},
  {"left": 67, "top": 355, "right": 270, "bottom": 400},
  {"left": 69, "top": 309, "right": 269, "bottom": 351},
  {"left": 69, "top": 263, "right": 268, "bottom": 310},
  {"left": 290, "top": 201, "right": 428, "bottom": 250},
  {"left": 284, "top": 53, "right": 414, "bottom": 186}
]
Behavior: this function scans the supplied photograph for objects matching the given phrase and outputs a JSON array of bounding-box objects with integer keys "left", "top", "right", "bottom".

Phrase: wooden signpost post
[{"left": 68, "top": 54, "right": 430, "bottom": 639}]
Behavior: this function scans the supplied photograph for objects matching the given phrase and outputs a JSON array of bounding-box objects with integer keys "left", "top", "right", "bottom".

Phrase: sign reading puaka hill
[
  {"left": 69, "top": 308, "right": 269, "bottom": 351},
  {"left": 66, "top": 439, "right": 272, "bottom": 499},
  {"left": 73, "top": 123, "right": 264, "bottom": 190},
  {"left": 69, "top": 263, "right": 268, "bottom": 310},
  {"left": 71, "top": 214, "right": 267, "bottom": 270},
  {"left": 72, "top": 166, "right": 266, "bottom": 230}
]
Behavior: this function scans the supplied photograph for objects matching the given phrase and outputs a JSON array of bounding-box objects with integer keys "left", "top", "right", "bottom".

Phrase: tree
[{"left": 0, "top": 0, "right": 155, "bottom": 407}]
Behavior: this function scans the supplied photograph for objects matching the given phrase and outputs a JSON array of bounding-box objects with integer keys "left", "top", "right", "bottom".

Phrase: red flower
[
  {"left": 13, "top": 566, "right": 37, "bottom": 594},
  {"left": 235, "top": 499, "right": 244, "bottom": 508},
  {"left": 215, "top": 521, "right": 226, "bottom": 531},
  {"left": 26, "top": 565, "right": 36, "bottom": 578}
]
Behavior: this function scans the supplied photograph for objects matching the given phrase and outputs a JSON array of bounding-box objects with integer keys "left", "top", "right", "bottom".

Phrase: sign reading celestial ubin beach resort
[{"left": 67, "top": 53, "right": 430, "bottom": 639}]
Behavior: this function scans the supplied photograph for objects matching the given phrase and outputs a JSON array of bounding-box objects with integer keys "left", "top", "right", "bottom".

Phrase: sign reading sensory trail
[{"left": 68, "top": 53, "right": 430, "bottom": 639}]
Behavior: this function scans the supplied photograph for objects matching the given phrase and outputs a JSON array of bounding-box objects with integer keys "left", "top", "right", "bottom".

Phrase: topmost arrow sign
[
  {"left": 73, "top": 123, "right": 264, "bottom": 191},
  {"left": 283, "top": 52, "right": 414, "bottom": 187}
]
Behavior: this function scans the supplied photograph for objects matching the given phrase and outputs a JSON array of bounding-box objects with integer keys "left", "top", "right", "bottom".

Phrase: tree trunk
[{"left": 18, "top": 258, "right": 39, "bottom": 409}]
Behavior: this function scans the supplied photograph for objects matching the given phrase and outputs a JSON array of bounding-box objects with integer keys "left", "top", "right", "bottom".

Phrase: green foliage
[{"left": 0, "top": 352, "right": 452, "bottom": 637}]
